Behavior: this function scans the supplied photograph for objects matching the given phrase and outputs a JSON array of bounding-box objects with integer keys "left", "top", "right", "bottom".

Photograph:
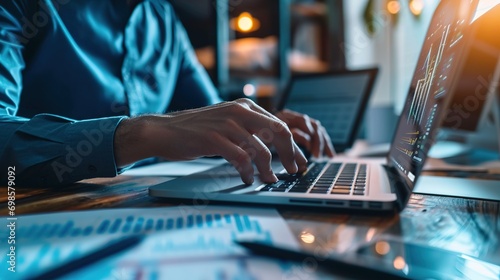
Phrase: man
[{"left": 0, "top": 0, "right": 334, "bottom": 187}]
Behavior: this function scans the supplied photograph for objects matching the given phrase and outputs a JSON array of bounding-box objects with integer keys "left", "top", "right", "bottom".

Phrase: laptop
[
  {"left": 150, "top": 0, "right": 498, "bottom": 212},
  {"left": 278, "top": 69, "right": 378, "bottom": 153}
]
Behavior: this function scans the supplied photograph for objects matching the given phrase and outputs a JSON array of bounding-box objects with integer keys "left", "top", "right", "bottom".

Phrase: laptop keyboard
[{"left": 259, "top": 163, "right": 367, "bottom": 196}]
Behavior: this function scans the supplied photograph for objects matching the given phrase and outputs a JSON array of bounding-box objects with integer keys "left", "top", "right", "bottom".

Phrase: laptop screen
[
  {"left": 281, "top": 69, "right": 377, "bottom": 151},
  {"left": 388, "top": 0, "right": 500, "bottom": 188}
]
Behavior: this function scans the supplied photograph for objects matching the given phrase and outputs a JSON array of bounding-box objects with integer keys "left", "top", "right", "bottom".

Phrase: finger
[
  {"left": 231, "top": 103, "right": 302, "bottom": 174},
  {"left": 227, "top": 99, "right": 284, "bottom": 134},
  {"left": 293, "top": 142, "right": 308, "bottom": 173},
  {"left": 291, "top": 128, "right": 311, "bottom": 151},
  {"left": 229, "top": 130, "right": 278, "bottom": 183},
  {"left": 234, "top": 99, "right": 303, "bottom": 140},
  {"left": 247, "top": 136, "right": 279, "bottom": 183},
  {"left": 235, "top": 98, "right": 280, "bottom": 121},
  {"left": 310, "top": 120, "right": 324, "bottom": 158},
  {"left": 276, "top": 109, "right": 314, "bottom": 135},
  {"left": 216, "top": 137, "right": 255, "bottom": 185},
  {"left": 222, "top": 120, "right": 278, "bottom": 182},
  {"left": 256, "top": 125, "right": 301, "bottom": 174},
  {"left": 320, "top": 126, "right": 336, "bottom": 157}
]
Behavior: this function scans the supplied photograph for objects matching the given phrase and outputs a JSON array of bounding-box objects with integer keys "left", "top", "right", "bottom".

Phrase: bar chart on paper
[
  {"left": 0, "top": 207, "right": 298, "bottom": 280},
  {"left": 15, "top": 211, "right": 268, "bottom": 240}
]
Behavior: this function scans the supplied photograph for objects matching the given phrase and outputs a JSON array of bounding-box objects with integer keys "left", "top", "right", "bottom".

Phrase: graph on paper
[
  {"left": 16, "top": 212, "right": 267, "bottom": 240},
  {"left": 0, "top": 207, "right": 298, "bottom": 280}
]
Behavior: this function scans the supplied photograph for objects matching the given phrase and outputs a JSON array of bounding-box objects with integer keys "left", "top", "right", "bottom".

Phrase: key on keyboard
[{"left": 259, "top": 162, "right": 367, "bottom": 196}]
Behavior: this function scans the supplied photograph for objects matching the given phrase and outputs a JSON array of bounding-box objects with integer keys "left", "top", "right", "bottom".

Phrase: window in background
[
  {"left": 290, "top": 0, "right": 346, "bottom": 73},
  {"left": 344, "top": 0, "right": 440, "bottom": 144},
  {"left": 290, "top": 0, "right": 330, "bottom": 73}
]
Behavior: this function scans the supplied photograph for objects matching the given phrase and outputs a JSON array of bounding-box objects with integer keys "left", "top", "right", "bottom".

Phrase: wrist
[{"left": 114, "top": 116, "right": 155, "bottom": 167}]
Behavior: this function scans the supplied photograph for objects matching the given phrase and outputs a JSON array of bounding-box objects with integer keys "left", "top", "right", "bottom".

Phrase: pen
[
  {"left": 236, "top": 240, "right": 409, "bottom": 280},
  {"left": 27, "top": 235, "right": 143, "bottom": 280}
]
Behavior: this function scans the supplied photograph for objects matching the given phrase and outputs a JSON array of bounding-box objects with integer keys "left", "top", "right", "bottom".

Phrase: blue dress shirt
[{"left": 0, "top": 0, "right": 222, "bottom": 187}]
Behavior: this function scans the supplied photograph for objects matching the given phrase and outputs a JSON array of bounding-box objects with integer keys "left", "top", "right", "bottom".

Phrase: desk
[{"left": 1, "top": 163, "right": 500, "bottom": 277}]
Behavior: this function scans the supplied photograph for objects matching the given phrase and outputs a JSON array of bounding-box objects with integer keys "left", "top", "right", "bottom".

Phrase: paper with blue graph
[{"left": 1, "top": 206, "right": 304, "bottom": 279}]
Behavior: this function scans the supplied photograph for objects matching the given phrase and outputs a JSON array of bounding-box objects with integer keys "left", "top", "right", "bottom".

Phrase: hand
[
  {"left": 275, "top": 109, "right": 335, "bottom": 158},
  {"left": 114, "top": 98, "right": 308, "bottom": 184}
]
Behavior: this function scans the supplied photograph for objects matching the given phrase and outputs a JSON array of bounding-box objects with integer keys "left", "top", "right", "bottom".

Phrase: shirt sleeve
[
  {"left": 166, "top": 9, "right": 223, "bottom": 111},
  {"left": 0, "top": 2, "right": 126, "bottom": 187}
]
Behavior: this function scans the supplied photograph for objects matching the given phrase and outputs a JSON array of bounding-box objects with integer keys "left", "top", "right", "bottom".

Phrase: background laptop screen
[
  {"left": 283, "top": 70, "right": 376, "bottom": 151},
  {"left": 389, "top": 0, "right": 500, "bottom": 187}
]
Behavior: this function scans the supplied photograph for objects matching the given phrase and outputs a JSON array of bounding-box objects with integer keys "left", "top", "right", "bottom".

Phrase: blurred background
[{"left": 168, "top": 0, "right": 441, "bottom": 144}]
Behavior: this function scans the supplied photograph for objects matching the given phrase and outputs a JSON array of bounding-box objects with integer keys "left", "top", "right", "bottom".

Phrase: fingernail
[
  {"left": 299, "top": 163, "right": 307, "bottom": 173},
  {"left": 271, "top": 174, "right": 279, "bottom": 182},
  {"left": 246, "top": 174, "right": 254, "bottom": 185}
]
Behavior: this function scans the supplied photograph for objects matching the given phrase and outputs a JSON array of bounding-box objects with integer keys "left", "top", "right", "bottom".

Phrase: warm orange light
[
  {"left": 375, "top": 241, "right": 391, "bottom": 255},
  {"left": 409, "top": 0, "right": 424, "bottom": 16},
  {"left": 300, "top": 231, "right": 316, "bottom": 244},
  {"left": 231, "top": 12, "right": 260, "bottom": 33},
  {"left": 238, "top": 12, "right": 254, "bottom": 32},
  {"left": 393, "top": 256, "right": 406, "bottom": 270},
  {"left": 387, "top": 0, "right": 401, "bottom": 15}
]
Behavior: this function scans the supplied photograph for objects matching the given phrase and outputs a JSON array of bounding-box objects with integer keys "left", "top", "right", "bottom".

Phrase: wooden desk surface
[{"left": 2, "top": 173, "right": 499, "bottom": 268}]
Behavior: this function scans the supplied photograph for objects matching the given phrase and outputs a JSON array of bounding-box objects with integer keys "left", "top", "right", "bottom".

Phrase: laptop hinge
[{"left": 382, "top": 165, "right": 412, "bottom": 212}]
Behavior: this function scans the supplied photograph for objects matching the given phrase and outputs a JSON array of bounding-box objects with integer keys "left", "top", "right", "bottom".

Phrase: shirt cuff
[
  {"left": 61, "top": 116, "right": 128, "bottom": 181},
  {"left": 8, "top": 114, "right": 127, "bottom": 187}
]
